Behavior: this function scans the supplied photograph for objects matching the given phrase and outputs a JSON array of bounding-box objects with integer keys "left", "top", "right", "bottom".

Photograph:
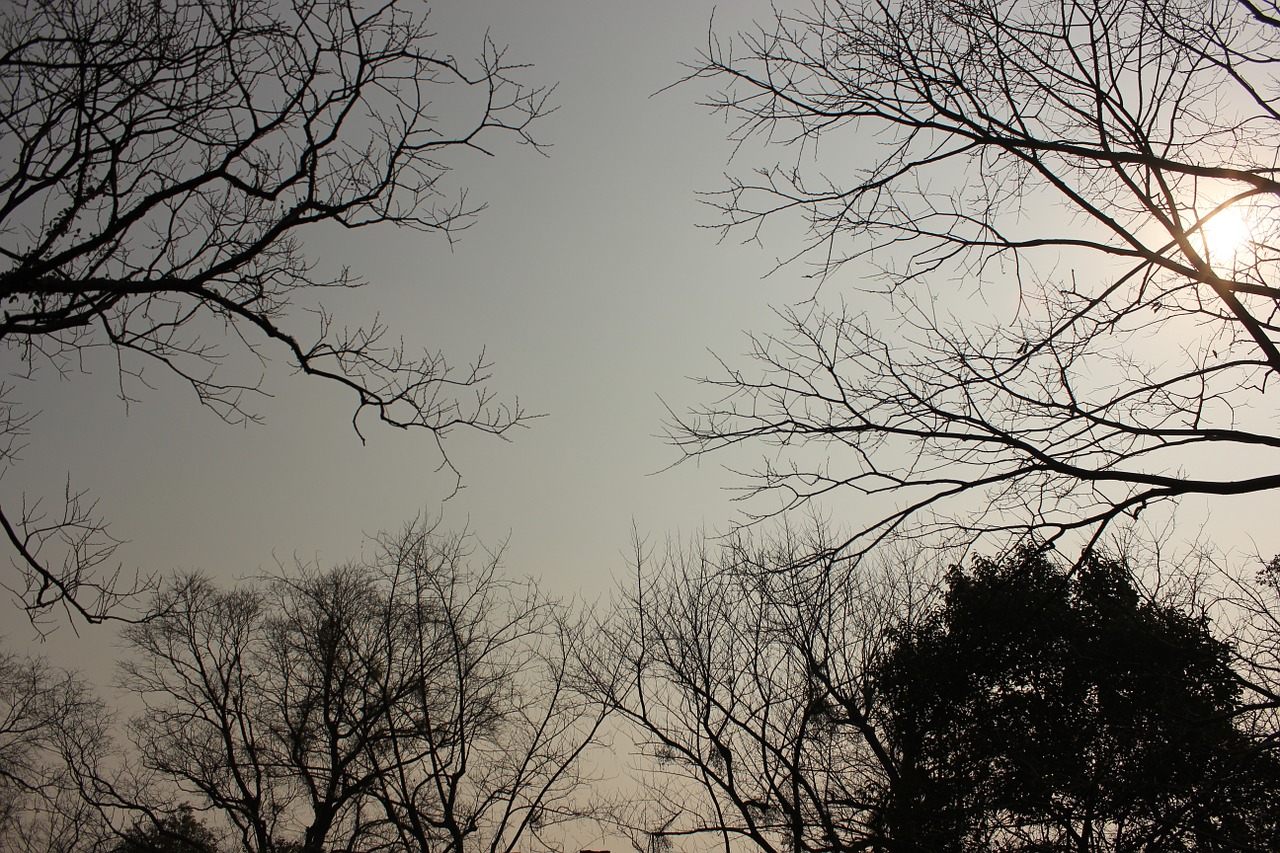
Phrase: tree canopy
[
  {"left": 113, "top": 806, "right": 221, "bottom": 853},
  {"left": 878, "top": 547, "right": 1280, "bottom": 851}
]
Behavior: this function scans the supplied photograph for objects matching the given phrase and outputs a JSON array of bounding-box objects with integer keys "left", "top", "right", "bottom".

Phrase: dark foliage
[
  {"left": 592, "top": 532, "right": 1280, "bottom": 853},
  {"left": 876, "top": 548, "right": 1280, "bottom": 851},
  {"left": 114, "top": 806, "right": 221, "bottom": 853}
]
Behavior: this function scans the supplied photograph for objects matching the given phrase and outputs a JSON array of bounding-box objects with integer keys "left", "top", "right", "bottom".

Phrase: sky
[
  {"left": 4, "top": 0, "right": 1275, "bottom": 674},
  {"left": 1, "top": 0, "right": 797, "bottom": 665}
]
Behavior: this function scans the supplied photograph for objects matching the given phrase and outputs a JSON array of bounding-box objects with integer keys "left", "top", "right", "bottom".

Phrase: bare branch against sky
[
  {"left": 0, "top": 0, "right": 549, "bottom": 626},
  {"left": 675, "top": 0, "right": 1280, "bottom": 561}
]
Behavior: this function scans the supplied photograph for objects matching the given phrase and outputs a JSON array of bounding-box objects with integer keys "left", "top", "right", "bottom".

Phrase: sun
[{"left": 1199, "top": 204, "right": 1253, "bottom": 266}]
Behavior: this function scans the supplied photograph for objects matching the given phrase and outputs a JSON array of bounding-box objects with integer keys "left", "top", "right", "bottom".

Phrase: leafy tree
[
  {"left": 588, "top": 532, "right": 1280, "bottom": 853},
  {"left": 0, "top": 0, "right": 547, "bottom": 625},
  {"left": 675, "top": 0, "right": 1280, "bottom": 555},
  {"left": 876, "top": 547, "right": 1280, "bottom": 851},
  {"left": 114, "top": 805, "right": 222, "bottom": 853}
]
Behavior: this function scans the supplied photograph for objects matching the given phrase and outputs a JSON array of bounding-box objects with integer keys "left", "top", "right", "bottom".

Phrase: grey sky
[
  {"left": 1, "top": 0, "right": 791, "bottom": 660},
  {"left": 4, "top": 0, "right": 1273, "bottom": 673}
]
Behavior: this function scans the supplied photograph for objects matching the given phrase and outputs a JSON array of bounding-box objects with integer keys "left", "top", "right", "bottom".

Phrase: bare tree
[
  {"left": 0, "top": 647, "right": 117, "bottom": 853},
  {"left": 1219, "top": 555, "right": 1280, "bottom": 751},
  {"left": 585, "top": 530, "right": 1280, "bottom": 853},
  {"left": 355, "top": 525, "right": 605, "bottom": 853},
  {"left": 120, "top": 519, "right": 605, "bottom": 853},
  {"left": 0, "top": 645, "right": 236, "bottom": 853},
  {"left": 580, "top": 526, "right": 939, "bottom": 853},
  {"left": 0, "top": 0, "right": 549, "bottom": 625},
  {"left": 674, "top": 0, "right": 1280, "bottom": 557}
]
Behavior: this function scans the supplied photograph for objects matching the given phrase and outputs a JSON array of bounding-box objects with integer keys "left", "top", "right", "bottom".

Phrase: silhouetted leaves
[
  {"left": 594, "top": 531, "right": 1280, "bottom": 853},
  {"left": 877, "top": 547, "right": 1280, "bottom": 851},
  {"left": 114, "top": 806, "right": 221, "bottom": 853}
]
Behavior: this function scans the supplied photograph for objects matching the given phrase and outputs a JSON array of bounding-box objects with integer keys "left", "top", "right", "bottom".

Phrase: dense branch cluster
[
  {"left": 0, "top": 0, "right": 548, "bottom": 623},
  {"left": 0, "top": 523, "right": 603, "bottom": 853},
  {"left": 675, "top": 0, "right": 1280, "bottom": 554},
  {"left": 101, "top": 522, "right": 599, "bottom": 853},
  {"left": 0, "top": 648, "right": 112, "bottom": 852}
]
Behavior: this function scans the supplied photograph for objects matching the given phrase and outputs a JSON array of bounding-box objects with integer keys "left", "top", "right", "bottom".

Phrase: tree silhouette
[
  {"left": 675, "top": 0, "right": 1280, "bottom": 556},
  {"left": 0, "top": 0, "right": 548, "bottom": 625},
  {"left": 120, "top": 520, "right": 603, "bottom": 853},
  {"left": 587, "top": 530, "right": 1280, "bottom": 853},
  {"left": 582, "top": 528, "right": 933, "bottom": 853},
  {"left": 114, "top": 806, "right": 222, "bottom": 853},
  {"left": 877, "top": 547, "right": 1280, "bottom": 851},
  {"left": 0, "top": 647, "right": 116, "bottom": 853}
]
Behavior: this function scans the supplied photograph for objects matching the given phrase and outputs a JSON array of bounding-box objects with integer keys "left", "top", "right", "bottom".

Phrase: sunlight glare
[{"left": 1200, "top": 204, "right": 1253, "bottom": 266}]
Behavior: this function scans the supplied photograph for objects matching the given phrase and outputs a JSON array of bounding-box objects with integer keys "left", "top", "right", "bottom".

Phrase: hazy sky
[
  {"left": 5, "top": 0, "right": 1272, "bottom": 670},
  {"left": 2, "top": 0, "right": 803, "bottom": 662}
]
